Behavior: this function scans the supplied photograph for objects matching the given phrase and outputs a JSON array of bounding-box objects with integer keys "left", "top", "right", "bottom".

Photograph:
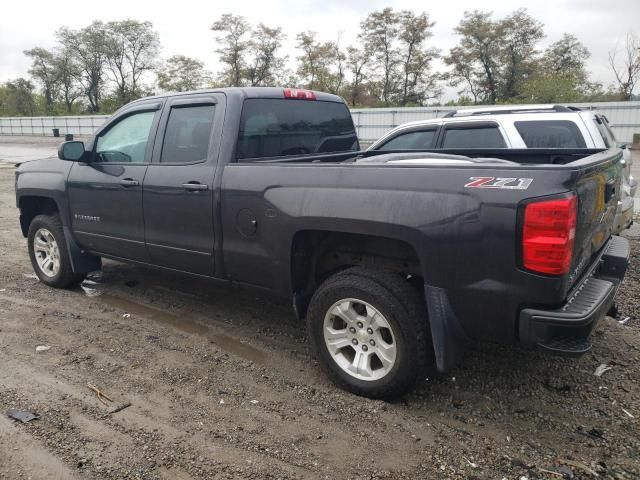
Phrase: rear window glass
[
  {"left": 441, "top": 125, "right": 506, "bottom": 148},
  {"left": 379, "top": 130, "right": 436, "bottom": 150},
  {"left": 237, "top": 99, "right": 358, "bottom": 160},
  {"left": 515, "top": 120, "right": 586, "bottom": 148},
  {"left": 161, "top": 105, "right": 216, "bottom": 163}
]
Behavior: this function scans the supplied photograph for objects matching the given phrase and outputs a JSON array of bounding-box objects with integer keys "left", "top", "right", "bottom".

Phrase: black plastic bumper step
[
  {"left": 600, "top": 235, "right": 630, "bottom": 282},
  {"left": 538, "top": 336, "right": 592, "bottom": 354}
]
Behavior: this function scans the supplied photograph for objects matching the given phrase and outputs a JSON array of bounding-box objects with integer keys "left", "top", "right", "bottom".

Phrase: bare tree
[
  {"left": 609, "top": 31, "right": 640, "bottom": 100},
  {"left": 211, "top": 14, "right": 250, "bottom": 87}
]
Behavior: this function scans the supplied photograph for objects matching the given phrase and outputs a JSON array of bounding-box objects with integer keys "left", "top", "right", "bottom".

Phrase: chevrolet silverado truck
[{"left": 15, "top": 87, "right": 630, "bottom": 399}]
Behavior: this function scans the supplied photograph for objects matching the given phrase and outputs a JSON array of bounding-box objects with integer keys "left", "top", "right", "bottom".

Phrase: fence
[
  {"left": 1, "top": 101, "right": 640, "bottom": 143},
  {"left": 0, "top": 116, "right": 109, "bottom": 137}
]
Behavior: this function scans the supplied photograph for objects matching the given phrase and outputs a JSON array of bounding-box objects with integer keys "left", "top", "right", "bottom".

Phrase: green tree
[
  {"left": 360, "top": 8, "right": 401, "bottom": 105},
  {"left": 53, "top": 47, "right": 83, "bottom": 113},
  {"left": 498, "top": 9, "right": 544, "bottom": 100},
  {"left": 397, "top": 10, "right": 439, "bottom": 105},
  {"left": 447, "top": 9, "right": 547, "bottom": 104},
  {"left": 105, "top": 20, "right": 161, "bottom": 105},
  {"left": 542, "top": 33, "right": 590, "bottom": 81},
  {"left": 444, "top": 46, "right": 485, "bottom": 104},
  {"left": 57, "top": 21, "right": 110, "bottom": 112},
  {"left": 157, "top": 55, "right": 211, "bottom": 92},
  {"left": 0, "top": 79, "right": 37, "bottom": 116},
  {"left": 295, "top": 31, "right": 336, "bottom": 91},
  {"left": 211, "top": 14, "right": 250, "bottom": 87},
  {"left": 246, "top": 24, "right": 287, "bottom": 86},
  {"left": 345, "top": 46, "right": 370, "bottom": 105},
  {"left": 23, "top": 47, "right": 59, "bottom": 113}
]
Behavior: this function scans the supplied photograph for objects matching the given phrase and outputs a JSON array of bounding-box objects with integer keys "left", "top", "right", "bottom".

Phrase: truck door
[
  {"left": 67, "top": 103, "right": 162, "bottom": 261},
  {"left": 142, "top": 94, "right": 223, "bottom": 276}
]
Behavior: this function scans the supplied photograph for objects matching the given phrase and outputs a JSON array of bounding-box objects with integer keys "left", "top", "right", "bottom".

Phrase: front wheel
[
  {"left": 27, "top": 214, "right": 86, "bottom": 288},
  {"left": 307, "top": 268, "right": 432, "bottom": 399}
]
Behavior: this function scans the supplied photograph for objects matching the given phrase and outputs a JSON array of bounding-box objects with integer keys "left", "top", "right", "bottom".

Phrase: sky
[{"left": 1, "top": 0, "right": 638, "bottom": 100}]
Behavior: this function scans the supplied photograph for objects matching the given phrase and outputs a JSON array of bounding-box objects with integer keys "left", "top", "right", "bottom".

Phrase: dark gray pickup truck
[{"left": 15, "top": 87, "right": 630, "bottom": 398}]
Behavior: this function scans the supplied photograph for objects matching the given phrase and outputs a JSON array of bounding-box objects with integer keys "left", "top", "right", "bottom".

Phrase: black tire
[
  {"left": 27, "top": 214, "right": 86, "bottom": 288},
  {"left": 307, "top": 268, "right": 433, "bottom": 399}
]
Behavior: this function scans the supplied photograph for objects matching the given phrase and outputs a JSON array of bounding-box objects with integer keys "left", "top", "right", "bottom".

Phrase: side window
[
  {"left": 515, "top": 120, "right": 587, "bottom": 148},
  {"left": 96, "top": 111, "right": 155, "bottom": 163},
  {"left": 441, "top": 125, "right": 506, "bottom": 148},
  {"left": 378, "top": 129, "right": 436, "bottom": 150},
  {"left": 161, "top": 105, "right": 216, "bottom": 164}
]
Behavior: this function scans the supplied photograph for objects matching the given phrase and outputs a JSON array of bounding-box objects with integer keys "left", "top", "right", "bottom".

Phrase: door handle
[
  {"left": 120, "top": 178, "right": 139, "bottom": 187},
  {"left": 182, "top": 182, "right": 208, "bottom": 191}
]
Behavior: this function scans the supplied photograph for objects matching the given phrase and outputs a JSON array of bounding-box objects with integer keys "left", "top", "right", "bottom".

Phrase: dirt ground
[{"left": 0, "top": 164, "right": 639, "bottom": 480}]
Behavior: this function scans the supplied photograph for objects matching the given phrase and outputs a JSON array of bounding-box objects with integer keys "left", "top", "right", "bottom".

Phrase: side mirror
[{"left": 58, "top": 141, "right": 86, "bottom": 161}]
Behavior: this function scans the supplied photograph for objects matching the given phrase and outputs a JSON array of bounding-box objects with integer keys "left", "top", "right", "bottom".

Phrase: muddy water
[{"left": 100, "top": 293, "right": 268, "bottom": 364}]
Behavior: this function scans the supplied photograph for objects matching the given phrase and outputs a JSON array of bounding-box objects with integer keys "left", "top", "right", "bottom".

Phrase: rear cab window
[
  {"left": 440, "top": 123, "right": 506, "bottom": 148},
  {"left": 161, "top": 105, "right": 216, "bottom": 164},
  {"left": 236, "top": 99, "right": 358, "bottom": 161},
  {"left": 515, "top": 120, "right": 586, "bottom": 148}
]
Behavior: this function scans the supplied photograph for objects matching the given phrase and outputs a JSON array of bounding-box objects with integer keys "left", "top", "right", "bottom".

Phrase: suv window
[
  {"left": 161, "top": 105, "right": 216, "bottom": 163},
  {"left": 237, "top": 99, "right": 358, "bottom": 160},
  {"left": 515, "top": 120, "right": 586, "bottom": 148},
  {"left": 379, "top": 129, "right": 436, "bottom": 150},
  {"left": 96, "top": 111, "right": 155, "bottom": 163},
  {"left": 441, "top": 125, "right": 506, "bottom": 148}
]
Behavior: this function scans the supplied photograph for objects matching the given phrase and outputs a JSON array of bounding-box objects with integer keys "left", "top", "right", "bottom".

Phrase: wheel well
[
  {"left": 291, "top": 230, "right": 423, "bottom": 316},
  {"left": 19, "top": 196, "right": 59, "bottom": 237}
]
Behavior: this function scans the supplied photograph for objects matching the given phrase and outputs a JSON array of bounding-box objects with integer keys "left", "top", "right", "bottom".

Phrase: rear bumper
[
  {"left": 518, "top": 236, "right": 630, "bottom": 355},
  {"left": 613, "top": 195, "right": 635, "bottom": 234}
]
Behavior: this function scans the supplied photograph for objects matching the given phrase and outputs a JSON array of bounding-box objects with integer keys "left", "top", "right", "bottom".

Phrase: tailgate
[{"left": 568, "top": 149, "right": 623, "bottom": 286}]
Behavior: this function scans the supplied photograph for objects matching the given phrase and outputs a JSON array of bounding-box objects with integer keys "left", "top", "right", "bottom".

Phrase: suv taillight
[{"left": 522, "top": 194, "right": 577, "bottom": 275}]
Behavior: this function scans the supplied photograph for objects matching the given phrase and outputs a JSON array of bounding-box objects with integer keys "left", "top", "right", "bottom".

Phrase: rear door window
[
  {"left": 161, "top": 105, "right": 216, "bottom": 163},
  {"left": 237, "top": 99, "right": 358, "bottom": 160},
  {"left": 441, "top": 124, "right": 506, "bottom": 148},
  {"left": 378, "top": 129, "right": 437, "bottom": 150},
  {"left": 515, "top": 120, "right": 587, "bottom": 148}
]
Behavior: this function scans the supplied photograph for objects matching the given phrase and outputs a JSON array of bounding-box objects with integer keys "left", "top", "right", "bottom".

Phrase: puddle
[{"left": 99, "top": 294, "right": 267, "bottom": 364}]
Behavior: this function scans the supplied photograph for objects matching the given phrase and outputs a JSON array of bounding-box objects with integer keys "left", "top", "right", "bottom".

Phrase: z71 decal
[{"left": 464, "top": 177, "right": 533, "bottom": 190}]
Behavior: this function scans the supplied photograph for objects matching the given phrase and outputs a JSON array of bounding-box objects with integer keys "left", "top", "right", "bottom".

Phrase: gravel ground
[{"left": 0, "top": 165, "right": 639, "bottom": 480}]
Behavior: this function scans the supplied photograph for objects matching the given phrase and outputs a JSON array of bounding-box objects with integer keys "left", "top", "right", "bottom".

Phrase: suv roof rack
[{"left": 442, "top": 104, "right": 582, "bottom": 118}]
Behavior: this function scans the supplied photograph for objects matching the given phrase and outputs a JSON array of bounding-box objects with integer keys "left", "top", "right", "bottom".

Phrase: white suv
[{"left": 367, "top": 104, "right": 637, "bottom": 233}]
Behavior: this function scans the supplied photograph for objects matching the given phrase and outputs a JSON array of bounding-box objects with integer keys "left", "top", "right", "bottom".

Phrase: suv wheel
[
  {"left": 307, "top": 267, "right": 432, "bottom": 399},
  {"left": 27, "top": 214, "right": 86, "bottom": 288}
]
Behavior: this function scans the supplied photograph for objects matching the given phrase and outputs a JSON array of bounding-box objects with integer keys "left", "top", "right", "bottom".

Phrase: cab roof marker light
[{"left": 283, "top": 88, "right": 317, "bottom": 100}]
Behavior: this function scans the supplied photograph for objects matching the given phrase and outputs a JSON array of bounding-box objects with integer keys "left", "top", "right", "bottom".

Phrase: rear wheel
[
  {"left": 307, "top": 268, "right": 432, "bottom": 399},
  {"left": 27, "top": 214, "right": 86, "bottom": 288}
]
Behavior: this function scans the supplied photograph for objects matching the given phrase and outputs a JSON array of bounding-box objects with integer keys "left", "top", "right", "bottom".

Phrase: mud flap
[
  {"left": 63, "top": 226, "right": 101, "bottom": 274},
  {"left": 424, "top": 285, "right": 466, "bottom": 373}
]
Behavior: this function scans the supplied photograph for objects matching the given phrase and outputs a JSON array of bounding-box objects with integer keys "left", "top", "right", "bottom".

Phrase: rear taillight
[
  {"left": 283, "top": 88, "right": 316, "bottom": 100},
  {"left": 522, "top": 194, "right": 577, "bottom": 275}
]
